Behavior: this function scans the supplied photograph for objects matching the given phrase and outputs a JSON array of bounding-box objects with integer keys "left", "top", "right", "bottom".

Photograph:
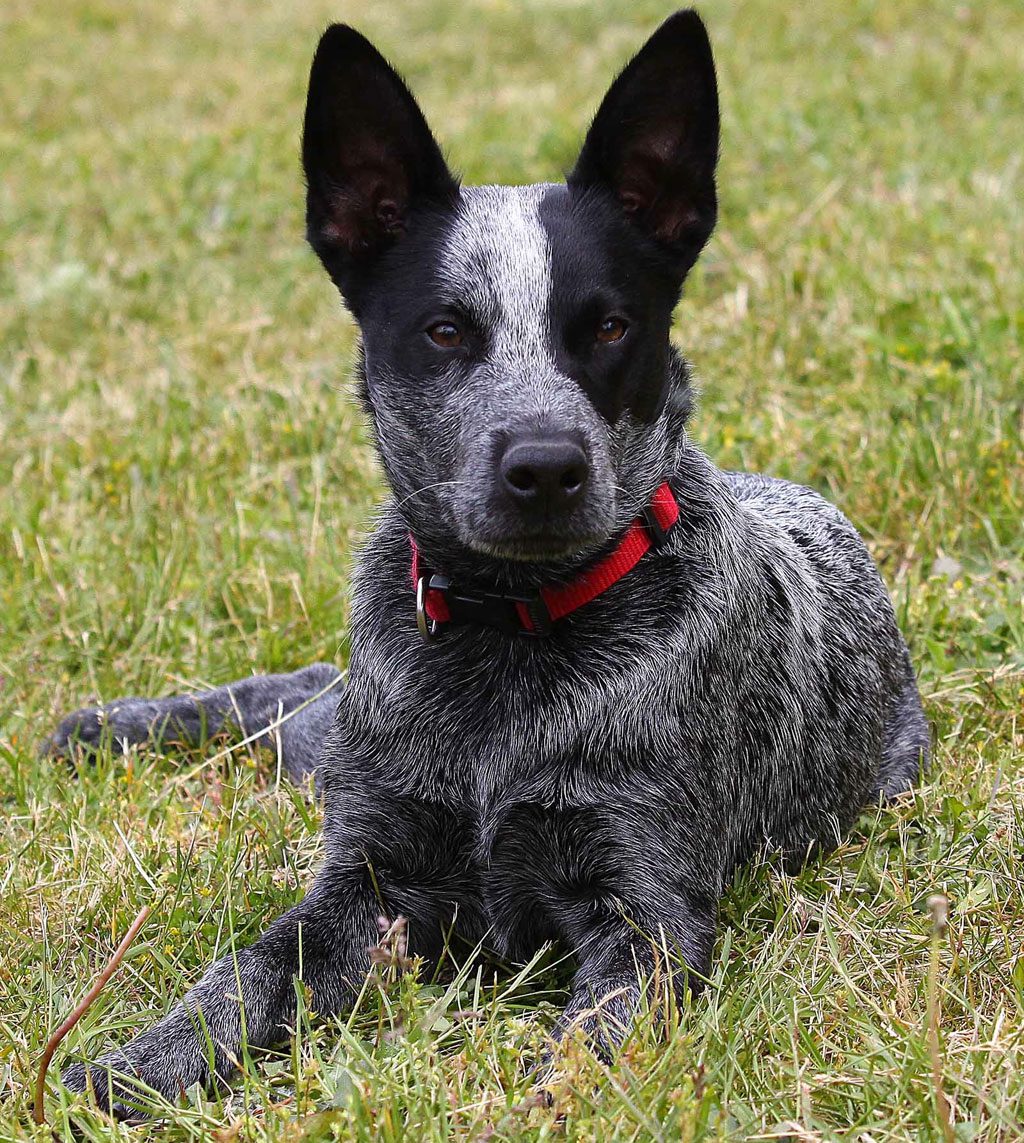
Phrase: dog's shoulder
[
  {"left": 724, "top": 469, "right": 848, "bottom": 529},
  {"left": 719, "top": 469, "right": 900, "bottom": 659},
  {"left": 722, "top": 470, "right": 876, "bottom": 572}
]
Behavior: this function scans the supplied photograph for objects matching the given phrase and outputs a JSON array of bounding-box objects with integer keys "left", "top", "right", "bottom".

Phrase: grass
[{"left": 1, "top": 0, "right": 1022, "bottom": 1138}]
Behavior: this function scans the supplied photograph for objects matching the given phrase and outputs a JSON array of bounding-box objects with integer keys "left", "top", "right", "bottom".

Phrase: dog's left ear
[{"left": 569, "top": 10, "right": 719, "bottom": 278}]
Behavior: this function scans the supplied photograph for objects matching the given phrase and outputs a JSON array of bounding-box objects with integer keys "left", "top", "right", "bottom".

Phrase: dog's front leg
[
  {"left": 554, "top": 891, "right": 717, "bottom": 1061},
  {"left": 44, "top": 662, "right": 343, "bottom": 783},
  {"left": 61, "top": 869, "right": 377, "bottom": 1121}
]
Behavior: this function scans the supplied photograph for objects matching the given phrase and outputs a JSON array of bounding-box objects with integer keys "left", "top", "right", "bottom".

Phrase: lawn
[{"left": 1, "top": 0, "right": 1022, "bottom": 1139}]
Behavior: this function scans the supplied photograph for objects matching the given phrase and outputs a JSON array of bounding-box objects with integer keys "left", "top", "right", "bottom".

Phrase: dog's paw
[
  {"left": 553, "top": 981, "right": 644, "bottom": 1065},
  {"left": 40, "top": 698, "right": 164, "bottom": 761},
  {"left": 41, "top": 706, "right": 113, "bottom": 760},
  {"left": 60, "top": 1058, "right": 153, "bottom": 1123}
]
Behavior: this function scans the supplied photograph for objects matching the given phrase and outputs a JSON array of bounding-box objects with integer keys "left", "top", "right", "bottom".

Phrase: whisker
[
  {"left": 610, "top": 483, "right": 651, "bottom": 520},
  {"left": 394, "top": 481, "right": 469, "bottom": 512}
]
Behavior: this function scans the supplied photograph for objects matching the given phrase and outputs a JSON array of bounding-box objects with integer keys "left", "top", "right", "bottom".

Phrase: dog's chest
[
  {"left": 418, "top": 639, "right": 674, "bottom": 786},
  {"left": 347, "top": 636, "right": 684, "bottom": 891}
]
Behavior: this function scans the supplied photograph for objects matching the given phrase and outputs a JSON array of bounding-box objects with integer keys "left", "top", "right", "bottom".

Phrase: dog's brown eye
[
  {"left": 596, "top": 316, "right": 628, "bottom": 344},
  {"left": 427, "top": 321, "right": 463, "bottom": 348}
]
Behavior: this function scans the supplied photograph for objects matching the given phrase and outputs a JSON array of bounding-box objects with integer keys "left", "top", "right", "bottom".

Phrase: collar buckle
[{"left": 418, "top": 573, "right": 550, "bottom": 640}]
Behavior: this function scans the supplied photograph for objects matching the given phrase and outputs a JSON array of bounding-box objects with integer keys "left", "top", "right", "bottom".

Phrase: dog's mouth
[{"left": 463, "top": 527, "right": 608, "bottom": 563}]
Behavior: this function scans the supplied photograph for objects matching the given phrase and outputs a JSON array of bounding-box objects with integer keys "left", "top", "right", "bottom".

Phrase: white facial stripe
[{"left": 440, "top": 184, "right": 554, "bottom": 368}]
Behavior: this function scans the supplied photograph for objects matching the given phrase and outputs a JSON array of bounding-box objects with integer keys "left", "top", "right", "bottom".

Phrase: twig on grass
[
  {"left": 926, "top": 893, "right": 955, "bottom": 1143},
  {"left": 33, "top": 905, "right": 152, "bottom": 1126}
]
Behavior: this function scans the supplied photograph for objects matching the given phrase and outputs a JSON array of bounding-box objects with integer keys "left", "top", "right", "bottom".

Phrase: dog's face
[{"left": 302, "top": 12, "right": 719, "bottom": 565}]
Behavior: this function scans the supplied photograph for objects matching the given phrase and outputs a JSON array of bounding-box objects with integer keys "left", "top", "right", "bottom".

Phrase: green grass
[{"left": 1, "top": 0, "right": 1022, "bottom": 1138}]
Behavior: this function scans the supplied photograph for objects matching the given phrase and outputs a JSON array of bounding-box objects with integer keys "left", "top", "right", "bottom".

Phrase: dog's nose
[{"left": 499, "top": 435, "right": 589, "bottom": 508}]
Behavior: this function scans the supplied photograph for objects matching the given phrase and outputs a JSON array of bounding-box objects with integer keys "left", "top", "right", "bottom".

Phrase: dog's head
[{"left": 302, "top": 11, "right": 719, "bottom": 571}]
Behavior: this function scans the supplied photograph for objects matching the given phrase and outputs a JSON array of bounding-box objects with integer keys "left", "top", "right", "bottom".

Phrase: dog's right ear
[{"left": 302, "top": 26, "right": 458, "bottom": 283}]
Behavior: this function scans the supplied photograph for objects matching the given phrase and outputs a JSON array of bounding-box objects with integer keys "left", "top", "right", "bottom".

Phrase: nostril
[
  {"left": 506, "top": 465, "right": 538, "bottom": 494},
  {"left": 560, "top": 465, "right": 585, "bottom": 494}
]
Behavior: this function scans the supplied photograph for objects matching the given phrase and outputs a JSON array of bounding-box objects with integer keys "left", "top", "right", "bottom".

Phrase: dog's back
[{"left": 724, "top": 469, "right": 928, "bottom": 805}]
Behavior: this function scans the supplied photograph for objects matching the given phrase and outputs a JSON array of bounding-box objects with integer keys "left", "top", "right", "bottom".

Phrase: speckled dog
[{"left": 55, "top": 11, "right": 928, "bottom": 1117}]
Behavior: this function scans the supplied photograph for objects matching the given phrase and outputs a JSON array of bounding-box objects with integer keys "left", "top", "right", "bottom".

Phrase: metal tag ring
[{"left": 415, "top": 576, "right": 439, "bottom": 641}]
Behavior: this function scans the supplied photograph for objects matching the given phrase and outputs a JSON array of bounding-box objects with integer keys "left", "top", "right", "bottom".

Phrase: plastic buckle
[{"left": 418, "top": 574, "right": 552, "bottom": 639}]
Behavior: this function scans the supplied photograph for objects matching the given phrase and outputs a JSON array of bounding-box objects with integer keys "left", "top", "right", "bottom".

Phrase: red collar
[{"left": 409, "top": 481, "right": 681, "bottom": 640}]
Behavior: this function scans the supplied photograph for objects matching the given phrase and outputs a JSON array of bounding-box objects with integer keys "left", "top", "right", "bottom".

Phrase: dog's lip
[{"left": 465, "top": 530, "right": 608, "bottom": 563}]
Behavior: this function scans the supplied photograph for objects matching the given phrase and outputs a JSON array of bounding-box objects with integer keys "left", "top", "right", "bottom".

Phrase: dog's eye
[
  {"left": 426, "top": 321, "right": 463, "bottom": 349},
  {"left": 596, "top": 316, "right": 628, "bottom": 344}
]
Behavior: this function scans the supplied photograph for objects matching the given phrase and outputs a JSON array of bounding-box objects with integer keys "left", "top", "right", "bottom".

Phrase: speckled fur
[{"left": 54, "top": 13, "right": 928, "bottom": 1118}]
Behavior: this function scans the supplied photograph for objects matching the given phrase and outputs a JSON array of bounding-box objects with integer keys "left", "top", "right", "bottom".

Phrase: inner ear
[
  {"left": 614, "top": 140, "right": 707, "bottom": 240},
  {"left": 303, "top": 25, "right": 459, "bottom": 262},
  {"left": 316, "top": 139, "right": 409, "bottom": 247},
  {"left": 568, "top": 10, "right": 720, "bottom": 271}
]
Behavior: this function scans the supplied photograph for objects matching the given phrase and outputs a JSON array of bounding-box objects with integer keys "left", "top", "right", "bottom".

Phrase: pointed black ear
[
  {"left": 568, "top": 10, "right": 719, "bottom": 275},
  {"left": 302, "top": 26, "right": 459, "bottom": 275}
]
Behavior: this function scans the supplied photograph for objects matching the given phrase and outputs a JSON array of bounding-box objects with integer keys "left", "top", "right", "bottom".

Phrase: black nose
[{"left": 499, "top": 435, "right": 590, "bottom": 508}]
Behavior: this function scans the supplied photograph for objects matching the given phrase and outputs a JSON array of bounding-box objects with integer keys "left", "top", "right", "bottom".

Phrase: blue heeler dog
[{"left": 54, "top": 10, "right": 929, "bottom": 1117}]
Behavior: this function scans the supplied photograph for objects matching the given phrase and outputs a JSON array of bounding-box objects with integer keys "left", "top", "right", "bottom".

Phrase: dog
[{"left": 53, "top": 10, "right": 929, "bottom": 1118}]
